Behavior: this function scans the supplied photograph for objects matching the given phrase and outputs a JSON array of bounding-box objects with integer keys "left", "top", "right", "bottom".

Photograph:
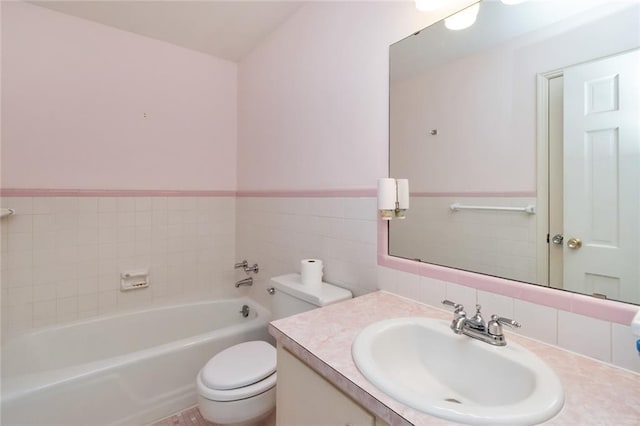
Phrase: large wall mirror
[{"left": 389, "top": 0, "right": 640, "bottom": 305}]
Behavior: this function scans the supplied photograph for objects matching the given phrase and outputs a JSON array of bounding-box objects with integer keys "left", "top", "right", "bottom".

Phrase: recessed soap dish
[{"left": 120, "top": 269, "right": 149, "bottom": 291}]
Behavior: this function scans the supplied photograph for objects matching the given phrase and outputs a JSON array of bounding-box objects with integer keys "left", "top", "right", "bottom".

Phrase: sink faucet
[{"left": 441, "top": 300, "right": 521, "bottom": 346}]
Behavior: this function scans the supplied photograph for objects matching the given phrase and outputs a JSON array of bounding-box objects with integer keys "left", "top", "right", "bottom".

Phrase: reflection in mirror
[{"left": 389, "top": 0, "right": 640, "bottom": 304}]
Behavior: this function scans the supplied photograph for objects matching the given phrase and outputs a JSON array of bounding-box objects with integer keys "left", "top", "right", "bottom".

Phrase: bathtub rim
[{"left": 3, "top": 296, "right": 270, "bottom": 343}]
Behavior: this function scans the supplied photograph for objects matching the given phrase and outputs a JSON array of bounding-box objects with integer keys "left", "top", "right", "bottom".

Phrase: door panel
[{"left": 563, "top": 49, "right": 640, "bottom": 303}]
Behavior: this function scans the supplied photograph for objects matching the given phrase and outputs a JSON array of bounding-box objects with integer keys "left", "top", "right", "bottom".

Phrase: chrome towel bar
[{"left": 450, "top": 203, "right": 536, "bottom": 214}]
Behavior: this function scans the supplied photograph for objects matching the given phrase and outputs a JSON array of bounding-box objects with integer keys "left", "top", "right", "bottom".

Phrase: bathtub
[{"left": 1, "top": 298, "right": 271, "bottom": 426}]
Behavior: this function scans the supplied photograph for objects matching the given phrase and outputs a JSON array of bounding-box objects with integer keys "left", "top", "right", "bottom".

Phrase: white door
[{"left": 563, "top": 49, "right": 640, "bottom": 303}]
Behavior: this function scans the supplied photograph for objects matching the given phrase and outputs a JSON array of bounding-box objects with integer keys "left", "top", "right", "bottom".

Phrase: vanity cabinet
[{"left": 276, "top": 345, "right": 387, "bottom": 426}]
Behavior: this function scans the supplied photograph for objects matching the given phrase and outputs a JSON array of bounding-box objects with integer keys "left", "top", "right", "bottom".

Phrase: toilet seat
[
  {"left": 198, "top": 370, "right": 276, "bottom": 402},
  {"left": 198, "top": 341, "right": 277, "bottom": 402}
]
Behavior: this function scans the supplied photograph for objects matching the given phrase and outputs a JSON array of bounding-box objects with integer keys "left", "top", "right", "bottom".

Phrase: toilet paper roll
[
  {"left": 377, "top": 178, "right": 397, "bottom": 210},
  {"left": 300, "top": 259, "right": 323, "bottom": 289}
]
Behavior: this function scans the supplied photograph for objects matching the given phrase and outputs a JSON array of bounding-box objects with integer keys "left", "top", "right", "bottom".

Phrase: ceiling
[
  {"left": 390, "top": 0, "right": 631, "bottom": 82},
  {"left": 30, "top": 1, "right": 304, "bottom": 62}
]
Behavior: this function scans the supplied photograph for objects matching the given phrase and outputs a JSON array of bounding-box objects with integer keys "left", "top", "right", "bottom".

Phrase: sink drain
[{"left": 444, "top": 398, "right": 462, "bottom": 404}]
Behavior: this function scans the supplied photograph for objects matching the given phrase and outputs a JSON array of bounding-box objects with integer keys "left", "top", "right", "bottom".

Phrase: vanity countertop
[{"left": 269, "top": 291, "right": 640, "bottom": 426}]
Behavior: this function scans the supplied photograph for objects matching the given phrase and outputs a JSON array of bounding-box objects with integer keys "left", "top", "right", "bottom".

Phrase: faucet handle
[
  {"left": 488, "top": 314, "right": 521, "bottom": 336},
  {"left": 442, "top": 300, "right": 464, "bottom": 312},
  {"left": 492, "top": 315, "right": 521, "bottom": 328}
]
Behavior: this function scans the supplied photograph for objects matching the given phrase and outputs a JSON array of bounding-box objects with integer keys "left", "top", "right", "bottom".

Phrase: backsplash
[
  {"left": 378, "top": 265, "right": 640, "bottom": 374},
  {"left": 0, "top": 195, "right": 236, "bottom": 340}
]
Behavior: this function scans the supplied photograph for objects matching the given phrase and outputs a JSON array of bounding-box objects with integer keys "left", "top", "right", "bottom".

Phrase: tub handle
[{"left": 267, "top": 287, "right": 275, "bottom": 295}]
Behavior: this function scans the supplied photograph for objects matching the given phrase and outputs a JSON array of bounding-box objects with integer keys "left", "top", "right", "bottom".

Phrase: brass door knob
[{"left": 567, "top": 237, "right": 582, "bottom": 249}]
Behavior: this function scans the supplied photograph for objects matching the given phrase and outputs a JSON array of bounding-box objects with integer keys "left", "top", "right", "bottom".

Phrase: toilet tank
[{"left": 270, "top": 274, "right": 352, "bottom": 320}]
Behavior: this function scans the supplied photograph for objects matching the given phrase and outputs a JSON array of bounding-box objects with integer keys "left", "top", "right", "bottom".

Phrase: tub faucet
[
  {"left": 235, "top": 277, "right": 253, "bottom": 288},
  {"left": 234, "top": 260, "right": 248, "bottom": 269},
  {"left": 441, "top": 300, "right": 521, "bottom": 346},
  {"left": 234, "top": 260, "right": 259, "bottom": 274}
]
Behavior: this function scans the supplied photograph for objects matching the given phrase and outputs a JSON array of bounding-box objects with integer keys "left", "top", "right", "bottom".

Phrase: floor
[{"left": 150, "top": 406, "right": 276, "bottom": 426}]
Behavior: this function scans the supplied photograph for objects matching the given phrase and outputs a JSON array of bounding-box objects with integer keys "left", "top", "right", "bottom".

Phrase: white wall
[
  {"left": 237, "top": 1, "right": 471, "bottom": 191},
  {"left": 1, "top": 1, "right": 237, "bottom": 190}
]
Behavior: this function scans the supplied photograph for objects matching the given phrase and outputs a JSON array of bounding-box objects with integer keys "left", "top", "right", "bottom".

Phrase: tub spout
[{"left": 235, "top": 277, "right": 253, "bottom": 288}]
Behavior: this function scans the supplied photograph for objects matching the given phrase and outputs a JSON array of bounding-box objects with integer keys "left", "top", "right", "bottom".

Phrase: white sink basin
[{"left": 352, "top": 317, "right": 564, "bottom": 425}]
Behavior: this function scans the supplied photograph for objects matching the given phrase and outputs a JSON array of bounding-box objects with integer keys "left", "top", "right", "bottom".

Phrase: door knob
[
  {"left": 551, "top": 234, "right": 563, "bottom": 245},
  {"left": 567, "top": 237, "right": 582, "bottom": 249}
]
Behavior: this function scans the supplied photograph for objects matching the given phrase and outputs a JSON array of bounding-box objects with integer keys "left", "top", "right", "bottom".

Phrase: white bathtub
[{"left": 1, "top": 298, "right": 271, "bottom": 426}]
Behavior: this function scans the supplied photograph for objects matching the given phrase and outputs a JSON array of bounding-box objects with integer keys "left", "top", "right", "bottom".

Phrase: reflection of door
[{"left": 562, "top": 49, "right": 640, "bottom": 303}]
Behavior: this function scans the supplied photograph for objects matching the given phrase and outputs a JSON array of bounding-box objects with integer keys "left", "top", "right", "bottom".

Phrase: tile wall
[
  {"left": 390, "top": 197, "right": 538, "bottom": 283},
  {"left": 0, "top": 196, "right": 237, "bottom": 341},
  {"left": 378, "top": 266, "right": 640, "bottom": 374},
  {"left": 3, "top": 193, "right": 638, "bottom": 375},
  {"left": 236, "top": 197, "right": 379, "bottom": 311}
]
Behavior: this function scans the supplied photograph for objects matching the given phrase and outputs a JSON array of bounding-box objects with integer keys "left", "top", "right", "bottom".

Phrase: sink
[{"left": 352, "top": 317, "right": 564, "bottom": 425}]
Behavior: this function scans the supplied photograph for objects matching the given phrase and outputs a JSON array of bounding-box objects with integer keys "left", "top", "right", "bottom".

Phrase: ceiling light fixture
[{"left": 444, "top": 3, "right": 480, "bottom": 31}]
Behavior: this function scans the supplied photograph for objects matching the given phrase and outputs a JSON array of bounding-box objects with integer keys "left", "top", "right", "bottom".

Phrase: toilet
[{"left": 196, "top": 273, "right": 353, "bottom": 425}]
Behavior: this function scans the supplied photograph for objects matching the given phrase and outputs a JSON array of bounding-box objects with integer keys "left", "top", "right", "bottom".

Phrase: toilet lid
[{"left": 201, "top": 341, "right": 276, "bottom": 390}]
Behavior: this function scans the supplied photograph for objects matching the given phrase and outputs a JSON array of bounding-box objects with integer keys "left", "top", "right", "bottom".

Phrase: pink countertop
[{"left": 269, "top": 291, "right": 640, "bottom": 426}]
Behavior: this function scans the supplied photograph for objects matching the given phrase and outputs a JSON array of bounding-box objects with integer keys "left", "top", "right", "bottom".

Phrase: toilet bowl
[
  {"left": 197, "top": 341, "right": 277, "bottom": 425},
  {"left": 197, "top": 274, "right": 352, "bottom": 425}
]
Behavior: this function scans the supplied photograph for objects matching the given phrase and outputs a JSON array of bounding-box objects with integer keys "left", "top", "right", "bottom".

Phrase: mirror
[{"left": 389, "top": 0, "right": 640, "bottom": 305}]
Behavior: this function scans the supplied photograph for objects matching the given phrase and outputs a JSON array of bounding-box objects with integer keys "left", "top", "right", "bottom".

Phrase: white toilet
[{"left": 196, "top": 273, "right": 353, "bottom": 425}]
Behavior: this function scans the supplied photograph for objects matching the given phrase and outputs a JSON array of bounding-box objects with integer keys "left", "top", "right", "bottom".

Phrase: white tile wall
[
  {"left": 236, "top": 197, "right": 379, "bottom": 312},
  {"left": 389, "top": 197, "right": 538, "bottom": 283},
  {"left": 558, "top": 310, "right": 612, "bottom": 363},
  {"left": 1, "top": 196, "right": 237, "bottom": 341},
  {"left": 3, "top": 194, "right": 638, "bottom": 375},
  {"left": 378, "top": 266, "right": 640, "bottom": 373}
]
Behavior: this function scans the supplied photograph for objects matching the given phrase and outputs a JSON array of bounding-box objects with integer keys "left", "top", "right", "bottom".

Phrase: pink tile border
[
  {"left": 377, "top": 219, "right": 639, "bottom": 325},
  {"left": 0, "top": 188, "right": 236, "bottom": 197},
  {"left": 236, "top": 188, "right": 376, "bottom": 198},
  {"left": 0, "top": 188, "right": 376, "bottom": 198}
]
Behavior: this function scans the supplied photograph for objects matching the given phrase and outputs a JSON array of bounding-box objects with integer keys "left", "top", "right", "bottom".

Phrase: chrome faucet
[
  {"left": 235, "top": 277, "right": 253, "bottom": 288},
  {"left": 234, "top": 260, "right": 259, "bottom": 274},
  {"left": 441, "top": 300, "right": 521, "bottom": 346},
  {"left": 234, "top": 260, "right": 248, "bottom": 269}
]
